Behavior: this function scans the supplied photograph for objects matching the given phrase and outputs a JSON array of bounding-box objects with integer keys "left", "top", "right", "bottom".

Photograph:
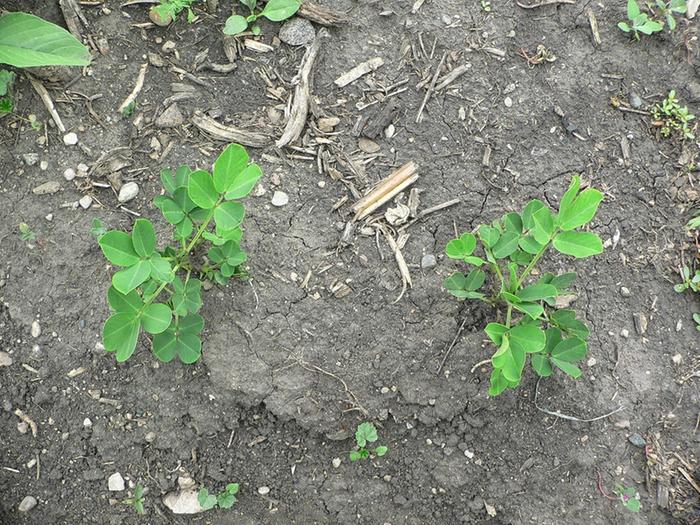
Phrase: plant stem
[
  {"left": 516, "top": 231, "right": 558, "bottom": 288},
  {"left": 506, "top": 304, "right": 513, "bottom": 328}
]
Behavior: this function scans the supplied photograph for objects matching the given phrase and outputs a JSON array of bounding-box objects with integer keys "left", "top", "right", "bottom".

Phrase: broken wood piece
[
  {"left": 352, "top": 162, "right": 418, "bottom": 220},
  {"left": 14, "top": 408, "right": 38, "bottom": 437},
  {"left": 26, "top": 74, "right": 66, "bottom": 132},
  {"left": 416, "top": 52, "right": 446, "bottom": 123},
  {"left": 276, "top": 30, "right": 326, "bottom": 148},
  {"left": 516, "top": 0, "right": 575, "bottom": 8},
  {"left": 244, "top": 39, "right": 274, "bottom": 53},
  {"left": 586, "top": 8, "right": 601, "bottom": 46},
  {"left": 117, "top": 63, "right": 148, "bottom": 115},
  {"left": 361, "top": 99, "right": 400, "bottom": 139},
  {"left": 334, "top": 57, "right": 384, "bottom": 88},
  {"left": 299, "top": 0, "right": 348, "bottom": 25},
  {"left": 59, "top": 0, "right": 89, "bottom": 40},
  {"left": 192, "top": 111, "right": 270, "bottom": 148},
  {"left": 435, "top": 63, "right": 471, "bottom": 91},
  {"left": 378, "top": 225, "right": 412, "bottom": 303}
]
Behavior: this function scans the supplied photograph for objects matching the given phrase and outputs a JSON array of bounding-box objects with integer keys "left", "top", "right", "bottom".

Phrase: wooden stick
[
  {"left": 352, "top": 161, "right": 416, "bottom": 213},
  {"left": 586, "top": 7, "right": 601, "bottom": 46},
  {"left": 276, "top": 30, "right": 325, "bottom": 148},
  {"left": 378, "top": 225, "right": 412, "bottom": 303},
  {"left": 516, "top": 0, "right": 575, "bottom": 8},
  {"left": 27, "top": 74, "right": 66, "bottom": 133},
  {"left": 435, "top": 64, "right": 471, "bottom": 91},
  {"left": 416, "top": 52, "right": 446, "bottom": 123},
  {"left": 117, "top": 63, "right": 148, "bottom": 114},
  {"left": 192, "top": 111, "right": 270, "bottom": 148}
]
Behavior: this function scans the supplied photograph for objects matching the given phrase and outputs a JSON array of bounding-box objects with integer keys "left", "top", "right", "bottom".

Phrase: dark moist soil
[{"left": 1, "top": 0, "right": 700, "bottom": 524}]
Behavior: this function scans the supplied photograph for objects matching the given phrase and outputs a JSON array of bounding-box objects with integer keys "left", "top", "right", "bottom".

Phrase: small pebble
[
  {"left": 620, "top": 286, "right": 631, "bottom": 297},
  {"left": 118, "top": 182, "right": 139, "bottom": 203},
  {"left": 108, "top": 472, "right": 125, "bottom": 492},
  {"left": 45, "top": 214, "right": 53, "bottom": 222},
  {"left": 628, "top": 433, "right": 646, "bottom": 448},
  {"left": 79, "top": 195, "right": 93, "bottom": 209},
  {"left": 384, "top": 124, "right": 395, "bottom": 138},
  {"left": 257, "top": 486, "right": 270, "bottom": 495},
  {"left": 18, "top": 496, "right": 37, "bottom": 512},
  {"left": 32, "top": 181, "right": 60, "bottom": 195},
  {"left": 40, "top": 161, "right": 48, "bottom": 171},
  {"left": 332, "top": 458, "right": 341, "bottom": 468},
  {"left": 278, "top": 17, "right": 316, "bottom": 46},
  {"left": 0, "top": 351, "right": 13, "bottom": 367},
  {"left": 83, "top": 418, "right": 92, "bottom": 428},
  {"left": 504, "top": 97, "right": 513, "bottom": 108},
  {"left": 17, "top": 422, "right": 29, "bottom": 434},
  {"left": 672, "top": 353, "right": 682, "bottom": 364},
  {"left": 31, "top": 320, "right": 41, "bottom": 338},
  {"left": 629, "top": 93, "right": 643, "bottom": 109},
  {"left": 421, "top": 254, "right": 437, "bottom": 269},
  {"left": 614, "top": 419, "right": 631, "bottom": 429},
  {"left": 271, "top": 191, "right": 289, "bottom": 207},
  {"left": 63, "top": 132, "right": 78, "bottom": 145},
  {"left": 22, "top": 153, "right": 39, "bottom": 166},
  {"left": 620, "top": 328, "right": 629, "bottom": 338}
]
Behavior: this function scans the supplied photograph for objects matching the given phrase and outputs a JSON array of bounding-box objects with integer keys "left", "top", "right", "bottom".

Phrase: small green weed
[
  {"left": 198, "top": 483, "right": 239, "bottom": 510},
  {"left": 96, "top": 143, "right": 262, "bottom": 363},
  {"left": 444, "top": 176, "right": 604, "bottom": 396},
  {"left": 19, "top": 223, "right": 36, "bottom": 242},
  {"left": 0, "top": 70, "right": 15, "bottom": 116},
  {"left": 224, "top": 0, "right": 300, "bottom": 36},
  {"left": 121, "top": 101, "right": 137, "bottom": 118},
  {"left": 614, "top": 484, "right": 641, "bottom": 512},
  {"left": 652, "top": 0, "right": 687, "bottom": 30},
  {"left": 651, "top": 90, "right": 695, "bottom": 140},
  {"left": 674, "top": 214, "right": 700, "bottom": 330},
  {"left": 349, "top": 422, "right": 388, "bottom": 462},
  {"left": 480, "top": 0, "right": 492, "bottom": 12},
  {"left": 618, "top": 0, "right": 663, "bottom": 38},
  {"left": 149, "top": 0, "right": 198, "bottom": 25},
  {"left": 123, "top": 483, "right": 146, "bottom": 514}
]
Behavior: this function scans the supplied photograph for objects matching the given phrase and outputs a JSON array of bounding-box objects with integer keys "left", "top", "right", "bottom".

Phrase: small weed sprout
[
  {"left": 651, "top": 90, "right": 696, "bottom": 140},
  {"left": 674, "top": 215, "right": 700, "bottom": 330},
  {"left": 652, "top": 0, "right": 687, "bottom": 30},
  {"left": 123, "top": 483, "right": 146, "bottom": 514},
  {"left": 96, "top": 143, "right": 262, "bottom": 363},
  {"left": 19, "top": 223, "right": 36, "bottom": 243},
  {"left": 618, "top": 0, "right": 663, "bottom": 38},
  {"left": 444, "top": 176, "right": 604, "bottom": 396},
  {"left": 224, "top": 0, "right": 300, "bottom": 36},
  {"left": 0, "top": 70, "right": 15, "bottom": 115},
  {"left": 349, "top": 422, "right": 388, "bottom": 462},
  {"left": 197, "top": 483, "right": 239, "bottom": 510},
  {"left": 149, "top": 0, "right": 198, "bottom": 25},
  {"left": 480, "top": 0, "right": 492, "bottom": 12},
  {"left": 614, "top": 485, "right": 641, "bottom": 512}
]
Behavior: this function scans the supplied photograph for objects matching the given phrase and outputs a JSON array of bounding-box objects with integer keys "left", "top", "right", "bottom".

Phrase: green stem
[
  {"left": 516, "top": 230, "right": 558, "bottom": 288},
  {"left": 506, "top": 304, "right": 513, "bottom": 328}
]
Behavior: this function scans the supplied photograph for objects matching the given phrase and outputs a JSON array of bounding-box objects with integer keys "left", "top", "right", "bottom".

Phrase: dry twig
[
  {"left": 191, "top": 111, "right": 270, "bottom": 148},
  {"left": 27, "top": 74, "right": 66, "bottom": 132},
  {"left": 117, "top": 63, "right": 148, "bottom": 114},
  {"left": 516, "top": 0, "right": 575, "bottom": 7},
  {"left": 352, "top": 162, "right": 419, "bottom": 221}
]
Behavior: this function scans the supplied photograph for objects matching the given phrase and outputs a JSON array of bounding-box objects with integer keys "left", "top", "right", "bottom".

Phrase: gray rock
[
  {"left": 620, "top": 286, "right": 631, "bottom": 297},
  {"left": 628, "top": 433, "right": 646, "bottom": 447},
  {"left": 421, "top": 254, "right": 437, "bottom": 269},
  {"left": 63, "top": 132, "right": 78, "bottom": 145},
  {"left": 118, "top": 182, "right": 139, "bottom": 203},
  {"left": 79, "top": 195, "right": 93, "bottom": 209},
  {"left": 18, "top": 496, "right": 37, "bottom": 512},
  {"left": 22, "top": 153, "right": 39, "bottom": 166},
  {"left": 278, "top": 17, "right": 315, "bottom": 46},
  {"left": 108, "top": 472, "right": 125, "bottom": 491},
  {"left": 629, "top": 93, "right": 643, "bottom": 109},
  {"left": 31, "top": 321, "right": 41, "bottom": 338},
  {"left": 155, "top": 104, "right": 184, "bottom": 128},
  {"left": 32, "top": 181, "right": 60, "bottom": 195},
  {"left": 0, "top": 351, "right": 12, "bottom": 367}
]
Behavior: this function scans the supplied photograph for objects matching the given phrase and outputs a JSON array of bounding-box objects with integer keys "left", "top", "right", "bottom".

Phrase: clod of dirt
[
  {"left": 0, "top": 351, "right": 13, "bottom": 367},
  {"left": 118, "top": 182, "right": 139, "bottom": 203},
  {"left": 22, "top": 153, "right": 39, "bottom": 166},
  {"left": 278, "top": 17, "right": 316, "bottom": 46},
  {"left": 155, "top": 104, "right": 185, "bottom": 128},
  {"left": 32, "top": 181, "right": 60, "bottom": 195},
  {"left": 18, "top": 496, "right": 37, "bottom": 512}
]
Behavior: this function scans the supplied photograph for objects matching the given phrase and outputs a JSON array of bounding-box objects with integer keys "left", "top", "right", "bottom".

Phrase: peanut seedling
[
  {"left": 224, "top": 0, "right": 300, "bottom": 36},
  {"left": 349, "top": 422, "right": 388, "bottom": 461},
  {"left": 198, "top": 483, "right": 239, "bottom": 510},
  {"left": 444, "top": 176, "right": 604, "bottom": 396},
  {"left": 96, "top": 144, "right": 261, "bottom": 363},
  {"left": 618, "top": 0, "right": 663, "bottom": 38},
  {"left": 652, "top": 90, "right": 695, "bottom": 140}
]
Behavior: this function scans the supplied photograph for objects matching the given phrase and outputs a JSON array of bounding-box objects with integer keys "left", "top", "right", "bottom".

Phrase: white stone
[
  {"left": 63, "top": 168, "right": 76, "bottom": 181},
  {"left": 31, "top": 320, "right": 41, "bottom": 338},
  {"left": 63, "top": 132, "right": 78, "bottom": 145},
  {"left": 257, "top": 486, "right": 270, "bottom": 495},
  {"left": 18, "top": 496, "right": 37, "bottom": 512},
  {"left": 332, "top": 458, "right": 341, "bottom": 468},
  {"left": 40, "top": 161, "right": 48, "bottom": 171},
  {"left": 0, "top": 351, "right": 12, "bottom": 367},
  {"left": 108, "top": 472, "right": 125, "bottom": 491},
  {"left": 162, "top": 490, "right": 203, "bottom": 514},
  {"left": 271, "top": 191, "right": 289, "bottom": 207},
  {"left": 83, "top": 418, "right": 92, "bottom": 428},
  {"left": 118, "top": 182, "right": 139, "bottom": 203},
  {"left": 79, "top": 195, "right": 93, "bottom": 209},
  {"left": 504, "top": 97, "right": 513, "bottom": 108}
]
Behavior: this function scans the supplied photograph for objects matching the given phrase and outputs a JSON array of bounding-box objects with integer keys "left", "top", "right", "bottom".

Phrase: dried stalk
[
  {"left": 192, "top": 111, "right": 270, "bottom": 148},
  {"left": 117, "top": 63, "right": 148, "bottom": 114},
  {"left": 27, "top": 74, "right": 66, "bottom": 132},
  {"left": 352, "top": 162, "right": 417, "bottom": 220}
]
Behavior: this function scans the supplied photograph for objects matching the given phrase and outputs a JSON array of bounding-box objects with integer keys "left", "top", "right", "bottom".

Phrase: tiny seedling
[
  {"left": 618, "top": 0, "right": 663, "bottom": 38},
  {"left": 91, "top": 218, "right": 108, "bottom": 239},
  {"left": 96, "top": 143, "right": 262, "bottom": 363},
  {"left": 480, "top": 0, "right": 492, "bottom": 12},
  {"left": 149, "top": 0, "right": 198, "bottom": 25},
  {"left": 349, "top": 422, "right": 388, "bottom": 461},
  {"left": 121, "top": 101, "right": 137, "bottom": 118},
  {"left": 613, "top": 484, "right": 641, "bottom": 512},
  {"left": 19, "top": 223, "right": 36, "bottom": 243},
  {"left": 0, "top": 70, "right": 15, "bottom": 115},
  {"left": 198, "top": 483, "right": 239, "bottom": 510},
  {"left": 651, "top": 90, "right": 696, "bottom": 140},
  {"left": 444, "top": 176, "right": 604, "bottom": 396},
  {"left": 123, "top": 483, "right": 146, "bottom": 514},
  {"left": 651, "top": 0, "right": 687, "bottom": 30},
  {"left": 674, "top": 215, "right": 700, "bottom": 331},
  {"left": 224, "top": 0, "right": 301, "bottom": 36}
]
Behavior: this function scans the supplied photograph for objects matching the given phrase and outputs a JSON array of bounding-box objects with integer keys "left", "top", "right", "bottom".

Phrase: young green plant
[
  {"left": 349, "top": 422, "right": 388, "bottom": 462},
  {"left": 444, "top": 176, "right": 604, "bottom": 396},
  {"left": 674, "top": 214, "right": 700, "bottom": 331},
  {"left": 149, "top": 0, "right": 198, "bottom": 26},
  {"left": 614, "top": 485, "right": 641, "bottom": 512},
  {"left": 97, "top": 143, "right": 262, "bottom": 364},
  {"left": 652, "top": 0, "right": 687, "bottom": 30},
  {"left": 618, "top": 0, "right": 663, "bottom": 38},
  {"left": 198, "top": 483, "right": 239, "bottom": 510},
  {"left": 651, "top": 90, "right": 695, "bottom": 140},
  {"left": 224, "top": 0, "right": 300, "bottom": 36},
  {"left": 122, "top": 483, "right": 146, "bottom": 514}
]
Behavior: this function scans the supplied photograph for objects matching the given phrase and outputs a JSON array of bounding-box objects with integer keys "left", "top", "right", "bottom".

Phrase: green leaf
[
  {"left": 509, "top": 250, "right": 533, "bottom": 267},
  {"left": 550, "top": 309, "right": 589, "bottom": 340},
  {"left": 180, "top": 313, "right": 204, "bottom": 334},
  {"left": 214, "top": 143, "right": 249, "bottom": 193},
  {"left": 152, "top": 327, "right": 177, "bottom": 362},
  {"left": 112, "top": 260, "right": 151, "bottom": 295},
  {"left": 99, "top": 231, "right": 139, "bottom": 266},
  {"left": 154, "top": 196, "right": 185, "bottom": 224},
  {"left": 0, "top": 13, "right": 91, "bottom": 68},
  {"left": 532, "top": 206, "right": 554, "bottom": 244},
  {"left": 627, "top": 0, "right": 641, "bottom": 18},
  {"left": 513, "top": 302, "right": 544, "bottom": 320},
  {"left": 502, "top": 212, "right": 523, "bottom": 234},
  {"left": 501, "top": 291, "right": 521, "bottom": 303},
  {"left": 375, "top": 445, "right": 388, "bottom": 457},
  {"left": 198, "top": 488, "right": 217, "bottom": 510},
  {"left": 557, "top": 189, "right": 603, "bottom": 231},
  {"left": 551, "top": 337, "right": 587, "bottom": 362},
  {"left": 214, "top": 201, "right": 245, "bottom": 231},
  {"left": 522, "top": 199, "right": 546, "bottom": 230},
  {"left": 485, "top": 322, "right": 508, "bottom": 345},
  {"left": 131, "top": 219, "right": 156, "bottom": 257},
  {"left": 497, "top": 337, "right": 526, "bottom": 383},
  {"left": 444, "top": 272, "right": 468, "bottom": 298},
  {"left": 141, "top": 303, "right": 172, "bottom": 334},
  {"left": 261, "top": 0, "right": 301, "bottom": 21},
  {"left": 107, "top": 287, "right": 143, "bottom": 315},
  {"left": 349, "top": 450, "right": 362, "bottom": 462},
  {"left": 463, "top": 269, "right": 485, "bottom": 291},
  {"left": 519, "top": 235, "right": 543, "bottom": 255},
  {"left": 492, "top": 231, "right": 519, "bottom": 259},
  {"left": 355, "top": 422, "right": 378, "bottom": 447},
  {"left": 160, "top": 169, "right": 177, "bottom": 195},
  {"left": 550, "top": 272, "right": 577, "bottom": 291},
  {"left": 517, "top": 283, "right": 557, "bottom": 302},
  {"left": 558, "top": 176, "right": 580, "bottom": 218},
  {"left": 638, "top": 19, "right": 663, "bottom": 33},
  {"left": 463, "top": 255, "right": 486, "bottom": 266},
  {"left": 478, "top": 225, "right": 500, "bottom": 248},
  {"left": 543, "top": 327, "right": 562, "bottom": 354},
  {"left": 488, "top": 368, "right": 514, "bottom": 396},
  {"left": 225, "top": 163, "right": 263, "bottom": 200},
  {"left": 178, "top": 332, "right": 202, "bottom": 363},
  {"left": 103, "top": 313, "right": 140, "bottom": 362},
  {"left": 553, "top": 231, "right": 603, "bottom": 258},
  {"left": 618, "top": 21, "right": 631, "bottom": 32},
  {"left": 550, "top": 357, "right": 581, "bottom": 378},
  {"left": 149, "top": 254, "right": 174, "bottom": 283},
  {"left": 531, "top": 354, "right": 552, "bottom": 377},
  {"left": 445, "top": 233, "right": 476, "bottom": 259},
  {"left": 223, "top": 14, "right": 248, "bottom": 35},
  {"left": 217, "top": 491, "right": 236, "bottom": 509},
  {"left": 174, "top": 217, "right": 194, "bottom": 240},
  {"left": 188, "top": 170, "right": 219, "bottom": 209},
  {"left": 509, "top": 324, "right": 546, "bottom": 353}
]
